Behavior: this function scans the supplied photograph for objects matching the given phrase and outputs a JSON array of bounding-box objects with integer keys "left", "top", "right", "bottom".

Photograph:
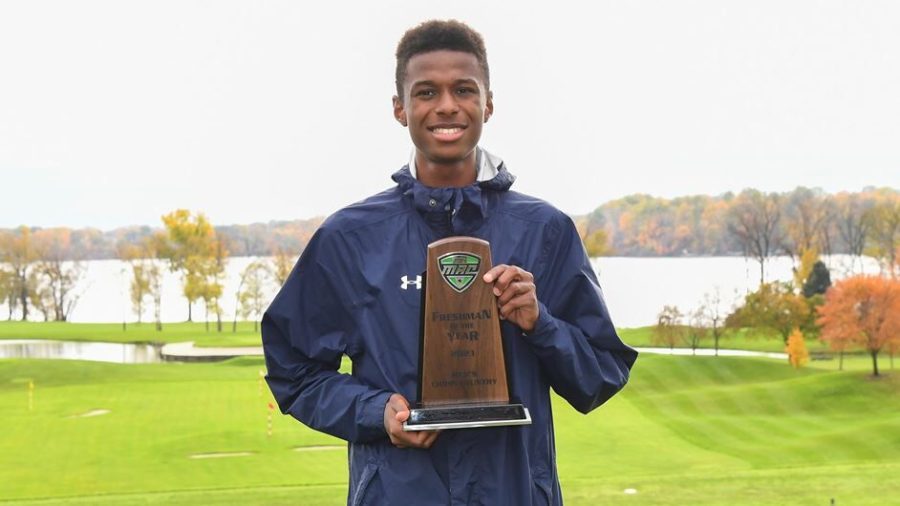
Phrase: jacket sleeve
[
  {"left": 261, "top": 229, "right": 392, "bottom": 443},
  {"left": 525, "top": 213, "right": 638, "bottom": 414}
]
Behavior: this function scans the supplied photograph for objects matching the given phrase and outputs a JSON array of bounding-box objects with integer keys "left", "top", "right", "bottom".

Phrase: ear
[
  {"left": 484, "top": 90, "right": 494, "bottom": 123},
  {"left": 392, "top": 96, "right": 408, "bottom": 127}
]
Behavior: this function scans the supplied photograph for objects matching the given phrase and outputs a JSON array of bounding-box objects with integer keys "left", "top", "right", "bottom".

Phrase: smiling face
[{"left": 393, "top": 50, "right": 493, "bottom": 183}]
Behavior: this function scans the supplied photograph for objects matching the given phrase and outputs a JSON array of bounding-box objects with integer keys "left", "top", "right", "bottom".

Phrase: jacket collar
[
  {"left": 407, "top": 146, "right": 507, "bottom": 184},
  {"left": 392, "top": 147, "right": 515, "bottom": 192},
  {"left": 391, "top": 147, "right": 516, "bottom": 235}
]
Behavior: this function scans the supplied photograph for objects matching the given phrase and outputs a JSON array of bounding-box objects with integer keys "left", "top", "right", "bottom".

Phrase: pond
[{"left": 0, "top": 340, "right": 162, "bottom": 363}]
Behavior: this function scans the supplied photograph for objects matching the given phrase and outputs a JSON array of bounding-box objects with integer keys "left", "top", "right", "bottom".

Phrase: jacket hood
[
  {"left": 390, "top": 147, "right": 516, "bottom": 192},
  {"left": 390, "top": 148, "right": 516, "bottom": 236}
]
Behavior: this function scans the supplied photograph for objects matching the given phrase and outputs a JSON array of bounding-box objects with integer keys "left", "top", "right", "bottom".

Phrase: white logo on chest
[{"left": 400, "top": 275, "right": 422, "bottom": 290}]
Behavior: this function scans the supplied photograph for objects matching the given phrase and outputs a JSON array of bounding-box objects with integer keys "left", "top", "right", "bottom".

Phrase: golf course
[{"left": 1, "top": 323, "right": 898, "bottom": 505}]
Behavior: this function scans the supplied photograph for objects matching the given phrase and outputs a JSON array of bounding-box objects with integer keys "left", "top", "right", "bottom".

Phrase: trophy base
[{"left": 402, "top": 403, "right": 531, "bottom": 431}]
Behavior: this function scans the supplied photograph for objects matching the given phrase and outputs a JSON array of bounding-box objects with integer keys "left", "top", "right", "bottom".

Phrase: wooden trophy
[{"left": 403, "top": 237, "right": 531, "bottom": 431}]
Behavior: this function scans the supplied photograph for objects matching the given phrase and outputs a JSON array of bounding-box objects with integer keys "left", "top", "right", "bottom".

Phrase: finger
[
  {"left": 406, "top": 429, "right": 438, "bottom": 449},
  {"left": 390, "top": 428, "right": 414, "bottom": 448},
  {"left": 495, "top": 266, "right": 533, "bottom": 295},
  {"left": 499, "top": 292, "right": 538, "bottom": 319},
  {"left": 395, "top": 429, "right": 430, "bottom": 449},
  {"left": 497, "top": 281, "right": 534, "bottom": 305},
  {"left": 491, "top": 266, "right": 519, "bottom": 294},
  {"left": 482, "top": 264, "right": 510, "bottom": 284},
  {"left": 422, "top": 430, "right": 441, "bottom": 448},
  {"left": 389, "top": 393, "right": 410, "bottom": 411},
  {"left": 389, "top": 394, "right": 410, "bottom": 422}
]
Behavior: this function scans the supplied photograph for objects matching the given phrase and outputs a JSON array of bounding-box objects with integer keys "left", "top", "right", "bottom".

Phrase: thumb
[{"left": 390, "top": 393, "right": 410, "bottom": 421}]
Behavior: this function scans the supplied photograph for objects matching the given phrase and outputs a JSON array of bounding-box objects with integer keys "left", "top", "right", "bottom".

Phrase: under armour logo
[{"left": 400, "top": 275, "right": 422, "bottom": 290}]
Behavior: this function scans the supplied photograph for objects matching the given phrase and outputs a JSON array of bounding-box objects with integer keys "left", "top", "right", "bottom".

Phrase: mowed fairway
[{"left": 1, "top": 355, "right": 898, "bottom": 505}]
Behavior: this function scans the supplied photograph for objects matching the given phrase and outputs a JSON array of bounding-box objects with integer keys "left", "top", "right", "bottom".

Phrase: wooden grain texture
[{"left": 420, "top": 237, "right": 509, "bottom": 406}]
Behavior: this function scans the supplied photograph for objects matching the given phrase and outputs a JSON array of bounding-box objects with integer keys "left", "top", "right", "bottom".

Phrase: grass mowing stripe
[
  {"left": 561, "top": 461, "right": 900, "bottom": 506},
  {"left": 0, "top": 483, "right": 347, "bottom": 506},
  {"left": 2, "top": 354, "right": 898, "bottom": 504},
  {"left": 0, "top": 321, "right": 263, "bottom": 348}
]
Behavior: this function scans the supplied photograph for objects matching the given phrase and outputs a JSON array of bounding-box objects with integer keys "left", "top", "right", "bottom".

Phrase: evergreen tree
[{"left": 802, "top": 260, "right": 831, "bottom": 298}]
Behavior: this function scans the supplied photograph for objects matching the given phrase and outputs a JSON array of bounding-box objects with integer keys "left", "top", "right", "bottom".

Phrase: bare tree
[
  {"left": 0, "top": 267, "right": 15, "bottom": 320},
  {"left": 782, "top": 187, "right": 828, "bottom": 259},
  {"left": 653, "top": 305, "right": 684, "bottom": 350},
  {"left": 28, "top": 271, "right": 53, "bottom": 321},
  {"left": 684, "top": 307, "right": 708, "bottom": 355},
  {"left": 699, "top": 288, "right": 731, "bottom": 356},
  {"left": 236, "top": 260, "right": 270, "bottom": 333},
  {"left": 148, "top": 260, "right": 163, "bottom": 332},
  {"left": 32, "top": 229, "right": 85, "bottom": 322},
  {"left": 119, "top": 242, "right": 152, "bottom": 323},
  {"left": 817, "top": 195, "right": 837, "bottom": 259},
  {"left": 269, "top": 246, "right": 295, "bottom": 287},
  {"left": 833, "top": 192, "right": 871, "bottom": 273},
  {"left": 126, "top": 234, "right": 165, "bottom": 331},
  {"left": 0, "top": 227, "right": 38, "bottom": 320},
  {"left": 865, "top": 197, "right": 900, "bottom": 278},
  {"left": 727, "top": 190, "right": 784, "bottom": 284},
  {"left": 33, "top": 259, "right": 84, "bottom": 321}
]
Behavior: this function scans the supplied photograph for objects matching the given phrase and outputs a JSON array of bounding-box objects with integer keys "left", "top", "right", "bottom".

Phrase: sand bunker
[
  {"left": 189, "top": 452, "right": 255, "bottom": 459},
  {"left": 69, "top": 409, "right": 110, "bottom": 418}
]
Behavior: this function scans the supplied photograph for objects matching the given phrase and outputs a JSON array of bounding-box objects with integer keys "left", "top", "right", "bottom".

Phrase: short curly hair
[{"left": 395, "top": 19, "right": 490, "bottom": 100}]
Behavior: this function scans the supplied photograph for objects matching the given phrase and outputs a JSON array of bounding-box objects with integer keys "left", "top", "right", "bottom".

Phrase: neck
[{"left": 415, "top": 151, "right": 477, "bottom": 188}]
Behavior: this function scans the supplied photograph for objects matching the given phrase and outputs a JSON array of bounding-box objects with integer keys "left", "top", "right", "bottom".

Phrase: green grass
[
  {"left": 1, "top": 321, "right": 862, "bottom": 355},
  {"left": 0, "top": 321, "right": 262, "bottom": 348},
  {"left": 619, "top": 326, "right": 835, "bottom": 354},
  {"left": 1, "top": 355, "right": 898, "bottom": 505}
]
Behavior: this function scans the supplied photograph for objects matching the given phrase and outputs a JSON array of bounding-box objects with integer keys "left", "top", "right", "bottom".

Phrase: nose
[{"left": 435, "top": 91, "right": 459, "bottom": 115}]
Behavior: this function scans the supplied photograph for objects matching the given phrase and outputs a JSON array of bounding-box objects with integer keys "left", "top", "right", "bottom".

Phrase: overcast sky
[{"left": 1, "top": 0, "right": 898, "bottom": 230}]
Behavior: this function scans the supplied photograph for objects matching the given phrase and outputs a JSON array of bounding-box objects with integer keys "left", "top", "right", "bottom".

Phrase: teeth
[{"left": 433, "top": 127, "right": 462, "bottom": 134}]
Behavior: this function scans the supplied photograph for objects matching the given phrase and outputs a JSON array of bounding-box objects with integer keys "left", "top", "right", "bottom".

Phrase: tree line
[
  {"left": 4, "top": 186, "right": 897, "bottom": 273},
  {"left": 0, "top": 210, "right": 296, "bottom": 330},
  {"left": 579, "top": 186, "right": 900, "bottom": 282},
  {"left": 0, "top": 218, "right": 322, "bottom": 261}
]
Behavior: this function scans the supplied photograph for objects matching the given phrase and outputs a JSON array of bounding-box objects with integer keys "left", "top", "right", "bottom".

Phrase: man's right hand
[{"left": 383, "top": 393, "right": 440, "bottom": 449}]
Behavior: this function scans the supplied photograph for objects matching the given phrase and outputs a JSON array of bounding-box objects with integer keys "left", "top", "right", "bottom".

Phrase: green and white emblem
[{"left": 437, "top": 252, "right": 482, "bottom": 293}]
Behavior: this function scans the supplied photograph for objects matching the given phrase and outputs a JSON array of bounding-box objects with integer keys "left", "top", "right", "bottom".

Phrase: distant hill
[
  {"left": 3, "top": 185, "right": 898, "bottom": 260},
  {"left": 0, "top": 218, "right": 323, "bottom": 260}
]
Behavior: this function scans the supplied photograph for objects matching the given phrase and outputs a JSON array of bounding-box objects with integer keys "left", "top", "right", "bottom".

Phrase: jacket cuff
[
  {"left": 358, "top": 390, "right": 393, "bottom": 441},
  {"left": 521, "top": 301, "right": 559, "bottom": 346}
]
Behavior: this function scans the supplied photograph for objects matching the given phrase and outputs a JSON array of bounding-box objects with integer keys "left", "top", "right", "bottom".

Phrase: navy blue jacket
[{"left": 262, "top": 164, "right": 637, "bottom": 505}]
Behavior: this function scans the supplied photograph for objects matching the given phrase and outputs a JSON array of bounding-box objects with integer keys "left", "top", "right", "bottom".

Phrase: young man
[{"left": 262, "top": 20, "right": 637, "bottom": 505}]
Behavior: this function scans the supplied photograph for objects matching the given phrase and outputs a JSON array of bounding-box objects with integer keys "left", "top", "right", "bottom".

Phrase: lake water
[
  {"left": 0, "top": 255, "right": 881, "bottom": 329},
  {"left": 0, "top": 340, "right": 161, "bottom": 363}
]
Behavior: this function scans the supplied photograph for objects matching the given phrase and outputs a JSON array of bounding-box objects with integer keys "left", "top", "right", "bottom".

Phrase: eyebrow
[{"left": 410, "top": 78, "right": 480, "bottom": 88}]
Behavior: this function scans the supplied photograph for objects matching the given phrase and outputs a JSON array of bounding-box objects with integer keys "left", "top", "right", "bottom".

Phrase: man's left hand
[{"left": 483, "top": 265, "right": 539, "bottom": 333}]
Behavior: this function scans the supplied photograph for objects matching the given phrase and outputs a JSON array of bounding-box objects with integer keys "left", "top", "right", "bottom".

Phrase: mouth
[{"left": 428, "top": 124, "right": 467, "bottom": 142}]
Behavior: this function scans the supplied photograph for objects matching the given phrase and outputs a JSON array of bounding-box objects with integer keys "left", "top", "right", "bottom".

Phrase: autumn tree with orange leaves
[
  {"left": 785, "top": 327, "right": 809, "bottom": 369},
  {"left": 817, "top": 276, "right": 900, "bottom": 377}
]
